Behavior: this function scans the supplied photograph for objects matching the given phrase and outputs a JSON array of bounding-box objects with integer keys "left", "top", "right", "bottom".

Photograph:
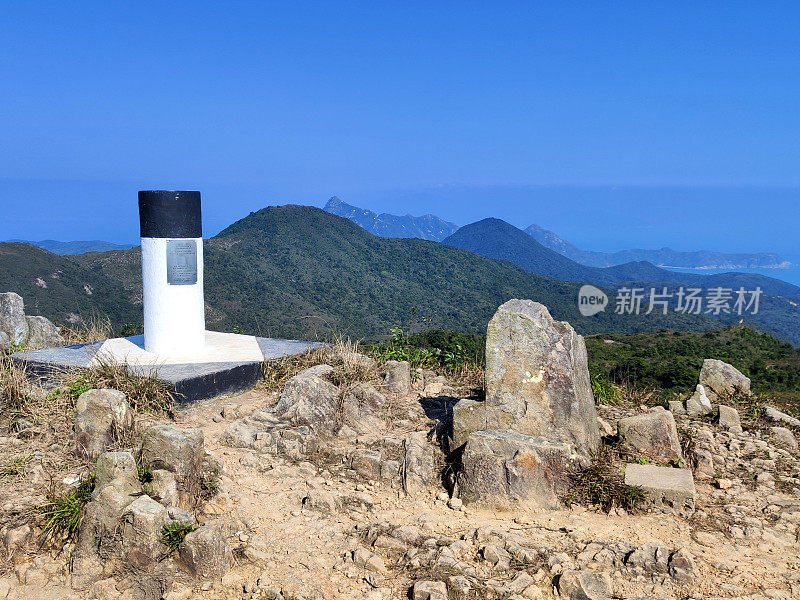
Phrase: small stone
[
  {"left": 178, "top": 525, "right": 232, "bottom": 579},
  {"left": 447, "top": 497, "right": 463, "bottom": 510},
  {"left": 557, "top": 570, "right": 612, "bottom": 600},
  {"left": 624, "top": 463, "right": 695, "bottom": 516},
  {"left": 412, "top": 580, "right": 448, "bottom": 600},
  {"left": 685, "top": 384, "right": 712, "bottom": 416},
  {"left": 718, "top": 405, "right": 743, "bottom": 434},
  {"left": 74, "top": 389, "right": 133, "bottom": 460},
  {"left": 618, "top": 410, "right": 682, "bottom": 463}
]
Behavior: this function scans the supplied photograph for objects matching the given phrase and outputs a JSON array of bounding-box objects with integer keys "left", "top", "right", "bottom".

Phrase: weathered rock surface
[
  {"left": 403, "top": 431, "right": 438, "bottom": 494},
  {"left": 0, "top": 292, "right": 29, "bottom": 346},
  {"left": 483, "top": 300, "right": 600, "bottom": 457},
  {"left": 718, "top": 405, "right": 743, "bottom": 434},
  {"left": 0, "top": 331, "right": 11, "bottom": 351},
  {"left": 450, "top": 399, "right": 486, "bottom": 450},
  {"left": 178, "top": 525, "right": 232, "bottom": 579},
  {"left": 557, "top": 570, "right": 613, "bottom": 600},
  {"left": 384, "top": 360, "right": 411, "bottom": 396},
  {"left": 140, "top": 425, "right": 204, "bottom": 506},
  {"left": 93, "top": 451, "right": 142, "bottom": 498},
  {"left": 458, "top": 430, "right": 584, "bottom": 509},
  {"left": 769, "top": 426, "right": 798, "bottom": 453},
  {"left": 699, "top": 359, "right": 751, "bottom": 402},
  {"left": 120, "top": 495, "right": 171, "bottom": 569},
  {"left": 273, "top": 365, "right": 340, "bottom": 435},
  {"left": 618, "top": 409, "right": 682, "bottom": 463},
  {"left": 685, "top": 384, "right": 712, "bottom": 416},
  {"left": 412, "top": 580, "right": 448, "bottom": 600},
  {"left": 24, "top": 315, "right": 63, "bottom": 349},
  {"left": 624, "top": 463, "right": 696, "bottom": 516},
  {"left": 74, "top": 389, "right": 133, "bottom": 459},
  {"left": 764, "top": 406, "right": 800, "bottom": 428}
]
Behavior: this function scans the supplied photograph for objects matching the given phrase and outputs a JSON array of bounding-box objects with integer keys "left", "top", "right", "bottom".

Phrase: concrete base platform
[
  {"left": 11, "top": 331, "right": 325, "bottom": 403},
  {"left": 624, "top": 463, "right": 696, "bottom": 517}
]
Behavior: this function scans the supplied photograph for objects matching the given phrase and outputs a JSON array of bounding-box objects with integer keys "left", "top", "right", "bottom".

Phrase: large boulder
[
  {"left": 178, "top": 525, "right": 232, "bottom": 579},
  {"left": 24, "top": 315, "right": 63, "bottom": 349},
  {"left": 699, "top": 359, "right": 751, "bottom": 402},
  {"left": 0, "top": 292, "right": 28, "bottom": 346},
  {"left": 273, "top": 365, "right": 340, "bottom": 435},
  {"left": 618, "top": 409, "right": 682, "bottom": 463},
  {"left": 483, "top": 300, "right": 600, "bottom": 458},
  {"left": 119, "top": 495, "right": 171, "bottom": 570},
  {"left": 74, "top": 389, "right": 133, "bottom": 460},
  {"left": 457, "top": 430, "right": 584, "bottom": 509},
  {"left": 140, "top": 425, "right": 204, "bottom": 505}
]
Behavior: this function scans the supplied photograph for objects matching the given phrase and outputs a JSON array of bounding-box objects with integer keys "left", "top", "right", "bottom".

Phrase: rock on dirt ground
[{"left": 1, "top": 345, "right": 799, "bottom": 600}]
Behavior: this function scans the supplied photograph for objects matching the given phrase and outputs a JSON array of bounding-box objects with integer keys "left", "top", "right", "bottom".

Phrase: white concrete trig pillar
[{"left": 138, "top": 190, "right": 206, "bottom": 355}]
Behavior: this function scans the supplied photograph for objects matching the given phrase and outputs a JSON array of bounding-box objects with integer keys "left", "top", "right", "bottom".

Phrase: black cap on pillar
[{"left": 138, "top": 191, "right": 202, "bottom": 239}]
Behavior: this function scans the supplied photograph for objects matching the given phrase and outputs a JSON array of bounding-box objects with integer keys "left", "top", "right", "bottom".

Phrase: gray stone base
[
  {"left": 457, "top": 430, "right": 586, "bottom": 509},
  {"left": 12, "top": 334, "right": 324, "bottom": 403},
  {"left": 624, "top": 463, "right": 696, "bottom": 517}
]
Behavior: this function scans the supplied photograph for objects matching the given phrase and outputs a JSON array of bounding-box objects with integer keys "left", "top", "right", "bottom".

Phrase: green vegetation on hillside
[
  {"left": 3, "top": 206, "right": 799, "bottom": 345},
  {"left": 585, "top": 326, "right": 800, "bottom": 400}
]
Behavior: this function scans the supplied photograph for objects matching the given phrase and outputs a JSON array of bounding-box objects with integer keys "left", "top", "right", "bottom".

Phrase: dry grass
[
  {"left": 59, "top": 315, "right": 114, "bottom": 346},
  {"left": 0, "top": 354, "right": 30, "bottom": 412},
  {"left": 564, "top": 445, "right": 647, "bottom": 512},
  {"left": 261, "top": 337, "right": 379, "bottom": 392},
  {"left": 53, "top": 356, "right": 176, "bottom": 417}
]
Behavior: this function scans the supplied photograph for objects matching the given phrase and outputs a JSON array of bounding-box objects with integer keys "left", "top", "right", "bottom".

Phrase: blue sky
[{"left": 1, "top": 2, "right": 798, "bottom": 258}]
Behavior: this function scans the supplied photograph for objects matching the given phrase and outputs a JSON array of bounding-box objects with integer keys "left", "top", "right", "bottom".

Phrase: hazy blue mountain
[
  {"left": 323, "top": 197, "right": 459, "bottom": 241},
  {"left": 523, "top": 224, "right": 789, "bottom": 269},
  {"left": 444, "top": 218, "right": 800, "bottom": 297},
  {"left": 6, "top": 239, "right": 136, "bottom": 255}
]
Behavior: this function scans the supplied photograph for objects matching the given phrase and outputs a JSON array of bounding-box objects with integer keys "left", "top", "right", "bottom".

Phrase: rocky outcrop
[
  {"left": 120, "top": 495, "right": 171, "bottom": 570},
  {"left": 73, "top": 389, "right": 133, "bottom": 459},
  {"left": 0, "top": 293, "right": 28, "bottom": 346},
  {"left": 0, "top": 292, "right": 63, "bottom": 349},
  {"left": 458, "top": 430, "right": 584, "bottom": 509},
  {"left": 617, "top": 409, "right": 682, "bottom": 463},
  {"left": 482, "top": 300, "right": 600, "bottom": 458},
  {"left": 274, "top": 365, "right": 340, "bottom": 435},
  {"left": 699, "top": 359, "right": 751, "bottom": 402}
]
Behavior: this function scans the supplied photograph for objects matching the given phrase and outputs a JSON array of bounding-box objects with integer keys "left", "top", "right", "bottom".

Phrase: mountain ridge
[{"left": 323, "top": 197, "right": 458, "bottom": 241}]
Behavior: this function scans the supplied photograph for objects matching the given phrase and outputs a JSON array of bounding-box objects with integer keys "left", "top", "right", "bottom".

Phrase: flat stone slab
[
  {"left": 12, "top": 331, "right": 325, "bottom": 403},
  {"left": 624, "top": 463, "right": 696, "bottom": 517}
]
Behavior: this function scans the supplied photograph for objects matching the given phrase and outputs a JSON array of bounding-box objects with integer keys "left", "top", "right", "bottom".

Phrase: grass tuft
[
  {"left": 160, "top": 521, "right": 196, "bottom": 552},
  {"left": 38, "top": 474, "right": 96, "bottom": 545}
]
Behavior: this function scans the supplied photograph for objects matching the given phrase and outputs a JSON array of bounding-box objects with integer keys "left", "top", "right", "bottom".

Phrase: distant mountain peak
[{"left": 323, "top": 197, "right": 459, "bottom": 242}]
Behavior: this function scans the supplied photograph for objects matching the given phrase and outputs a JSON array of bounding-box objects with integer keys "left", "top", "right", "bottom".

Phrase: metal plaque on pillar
[{"left": 166, "top": 239, "right": 198, "bottom": 285}]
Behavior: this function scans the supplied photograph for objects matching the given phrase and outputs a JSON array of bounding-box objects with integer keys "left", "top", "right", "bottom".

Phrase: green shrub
[{"left": 160, "top": 522, "right": 196, "bottom": 552}]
